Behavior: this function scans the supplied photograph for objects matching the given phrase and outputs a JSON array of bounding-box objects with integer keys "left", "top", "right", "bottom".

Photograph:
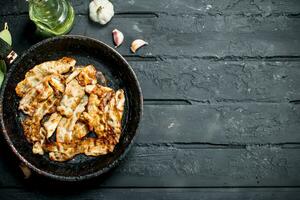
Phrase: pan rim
[{"left": 0, "top": 35, "right": 143, "bottom": 181}]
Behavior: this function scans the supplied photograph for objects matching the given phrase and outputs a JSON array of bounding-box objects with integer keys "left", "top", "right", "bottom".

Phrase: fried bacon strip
[
  {"left": 22, "top": 94, "right": 59, "bottom": 142},
  {"left": 17, "top": 58, "right": 125, "bottom": 161},
  {"left": 56, "top": 95, "right": 88, "bottom": 143},
  {"left": 57, "top": 79, "right": 85, "bottom": 118},
  {"left": 83, "top": 84, "right": 114, "bottom": 137},
  {"left": 57, "top": 65, "right": 97, "bottom": 118},
  {"left": 83, "top": 85, "right": 124, "bottom": 139},
  {"left": 105, "top": 89, "right": 125, "bottom": 141},
  {"left": 45, "top": 137, "right": 115, "bottom": 161},
  {"left": 76, "top": 65, "right": 97, "bottom": 86},
  {"left": 43, "top": 112, "right": 62, "bottom": 139},
  {"left": 73, "top": 122, "right": 89, "bottom": 140},
  {"left": 22, "top": 94, "right": 60, "bottom": 155},
  {"left": 19, "top": 74, "right": 64, "bottom": 116},
  {"left": 16, "top": 57, "right": 75, "bottom": 97}
]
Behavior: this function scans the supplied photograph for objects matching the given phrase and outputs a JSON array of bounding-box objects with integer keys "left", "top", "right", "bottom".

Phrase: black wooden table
[{"left": 1, "top": 0, "right": 300, "bottom": 199}]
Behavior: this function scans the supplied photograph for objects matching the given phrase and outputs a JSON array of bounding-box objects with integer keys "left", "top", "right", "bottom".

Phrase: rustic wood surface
[{"left": 0, "top": 0, "right": 300, "bottom": 199}]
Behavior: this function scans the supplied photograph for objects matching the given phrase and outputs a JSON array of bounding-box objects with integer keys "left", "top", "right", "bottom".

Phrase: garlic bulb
[
  {"left": 89, "top": 0, "right": 114, "bottom": 25},
  {"left": 112, "top": 29, "right": 124, "bottom": 48},
  {"left": 131, "top": 39, "right": 148, "bottom": 53}
]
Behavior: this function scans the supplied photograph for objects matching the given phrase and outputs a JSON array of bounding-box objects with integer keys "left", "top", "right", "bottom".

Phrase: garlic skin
[
  {"left": 89, "top": 0, "right": 114, "bottom": 25},
  {"left": 19, "top": 163, "right": 32, "bottom": 179},
  {"left": 112, "top": 29, "right": 124, "bottom": 48},
  {"left": 131, "top": 39, "right": 148, "bottom": 53}
]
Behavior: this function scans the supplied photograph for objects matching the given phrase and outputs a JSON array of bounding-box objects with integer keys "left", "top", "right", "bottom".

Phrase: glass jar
[{"left": 28, "top": 0, "right": 75, "bottom": 37}]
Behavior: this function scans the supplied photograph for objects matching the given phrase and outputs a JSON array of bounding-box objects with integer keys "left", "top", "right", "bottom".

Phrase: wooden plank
[
  {"left": 0, "top": 145, "right": 300, "bottom": 187},
  {"left": 1, "top": 11, "right": 300, "bottom": 102},
  {"left": 1, "top": 188, "right": 300, "bottom": 200},
  {"left": 0, "top": 97, "right": 299, "bottom": 148},
  {"left": 1, "top": 15, "right": 300, "bottom": 58},
  {"left": 1, "top": 18, "right": 300, "bottom": 103},
  {"left": 53, "top": 146, "right": 300, "bottom": 187},
  {"left": 137, "top": 104, "right": 300, "bottom": 144},
  {"left": 0, "top": 105, "right": 298, "bottom": 186},
  {"left": 1, "top": 0, "right": 300, "bottom": 15},
  {"left": 71, "top": 15, "right": 300, "bottom": 58},
  {"left": 131, "top": 59, "right": 300, "bottom": 102},
  {"left": 106, "top": 0, "right": 300, "bottom": 15}
]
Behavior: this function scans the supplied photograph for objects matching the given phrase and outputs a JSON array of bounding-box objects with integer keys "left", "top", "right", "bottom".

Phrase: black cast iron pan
[{"left": 0, "top": 35, "right": 143, "bottom": 181}]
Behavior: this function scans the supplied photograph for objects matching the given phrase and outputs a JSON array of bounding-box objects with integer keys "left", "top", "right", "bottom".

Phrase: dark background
[{"left": 0, "top": 0, "right": 300, "bottom": 199}]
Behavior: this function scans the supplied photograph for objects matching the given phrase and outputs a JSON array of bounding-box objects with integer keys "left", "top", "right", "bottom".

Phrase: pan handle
[{"left": 0, "top": 37, "right": 18, "bottom": 65}]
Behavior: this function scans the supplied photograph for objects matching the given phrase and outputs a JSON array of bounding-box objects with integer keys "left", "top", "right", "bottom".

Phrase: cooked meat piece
[
  {"left": 19, "top": 74, "right": 64, "bottom": 116},
  {"left": 22, "top": 94, "right": 59, "bottom": 144},
  {"left": 82, "top": 84, "right": 114, "bottom": 137},
  {"left": 32, "top": 128, "right": 47, "bottom": 155},
  {"left": 48, "top": 75, "right": 65, "bottom": 93},
  {"left": 85, "top": 85, "right": 96, "bottom": 94},
  {"left": 65, "top": 68, "right": 82, "bottom": 83},
  {"left": 83, "top": 85, "right": 125, "bottom": 144},
  {"left": 18, "top": 88, "right": 38, "bottom": 116},
  {"left": 46, "top": 137, "right": 115, "bottom": 161},
  {"left": 17, "top": 57, "right": 126, "bottom": 161},
  {"left": 46, "top": 88, "right": 125, "bottom": 162},
  {"left": 57, "top": 79, "right": 85, "bottom": 117},
  {"left": 35, "top": 80, "right": 54, "bottom": 102},
  {"left": 85, "top": 84, "right": 113, "bottom": 96},
  {"left": 56, "top": 95, "right": 88, "bottom": 143},
  {"left": 73, "top": 122, "right": 89, "bottom": 140},
  {"left": 43, "top": 112, "right": 62, "bottom": 139},
  {"left": 46, "top": 142, "right": 78, "bottom": 162},
  {"left": 65, "top": 65, "right": 97, "bottom": 86},
  {"left": 76, "top": 65, "right": 97, "bottom": 86},
  {"left": 16, "top": 57, "right": 75, "bottom": 97},
  {"left": 22, "top": 118, "right": 44, "bottom": 144},
  {"left": 82, "top": 93, "right": 103, "bottom": 134},
  {"left": 33, "top": 142, "right": 44, "bottom": 155},
  {"left": 82, "top": 137, "right": 115, "bottom": 156},
  {"left": 106, "top": 89, "right": 125, "bottom": 141},
  {"left": 19, "top": 80, "right": 53, "bottom": 116}
]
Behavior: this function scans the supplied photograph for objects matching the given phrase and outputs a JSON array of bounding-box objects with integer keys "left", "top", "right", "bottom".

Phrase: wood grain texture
[
  {"left": 1, "top": 14, "right": 300, "bottom": 58},
  {"left": 103, "top": 146, "right": 300, "bottom": 187},
  {"left": 1, "top": 0, "right": 300, "bottom": 15},
  {"left": 1, "top": 188, "right": 300, "bottom": 200},
  {"left": 0, "top": 145, "right": 300, "bottom": 187},
  {"left": 0, "top": 103, "right": 300, "bottom": 187},
  {"left": 0, "top": 1, "right": 300, "bottom": 198},
  {"left": 137, "top": 104, "right": 300, "bottom": 144},
  {"left": 132, "top": 59, "right": 300, "bottom": 102},
  {"left": 1, "top": 16, "right": 300, "bottom": 101}
]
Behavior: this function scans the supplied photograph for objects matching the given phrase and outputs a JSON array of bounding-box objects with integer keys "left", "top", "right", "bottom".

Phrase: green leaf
[
  {"left": 0, "top": 70, "right": 4, "bottom": 87},
  {"left": 0, "top": 23, "right": 12, "bottom": 46},
  {"left": 0, "top": 60, "right": 7, "bottom": 73}
]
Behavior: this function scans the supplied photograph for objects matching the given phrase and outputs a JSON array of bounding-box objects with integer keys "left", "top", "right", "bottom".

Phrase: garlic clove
[
  {"left": 89, "top": 1, "right": 99, "bottom": 23},
  {"left": 112, "top": 29, "right": 124, "bottom": 48},
  {"left": 130, "top": 39, "right": 148, "bottom": 53},
  {"left": 19, "top": 163, "right": 32, "bottom": 179}
]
